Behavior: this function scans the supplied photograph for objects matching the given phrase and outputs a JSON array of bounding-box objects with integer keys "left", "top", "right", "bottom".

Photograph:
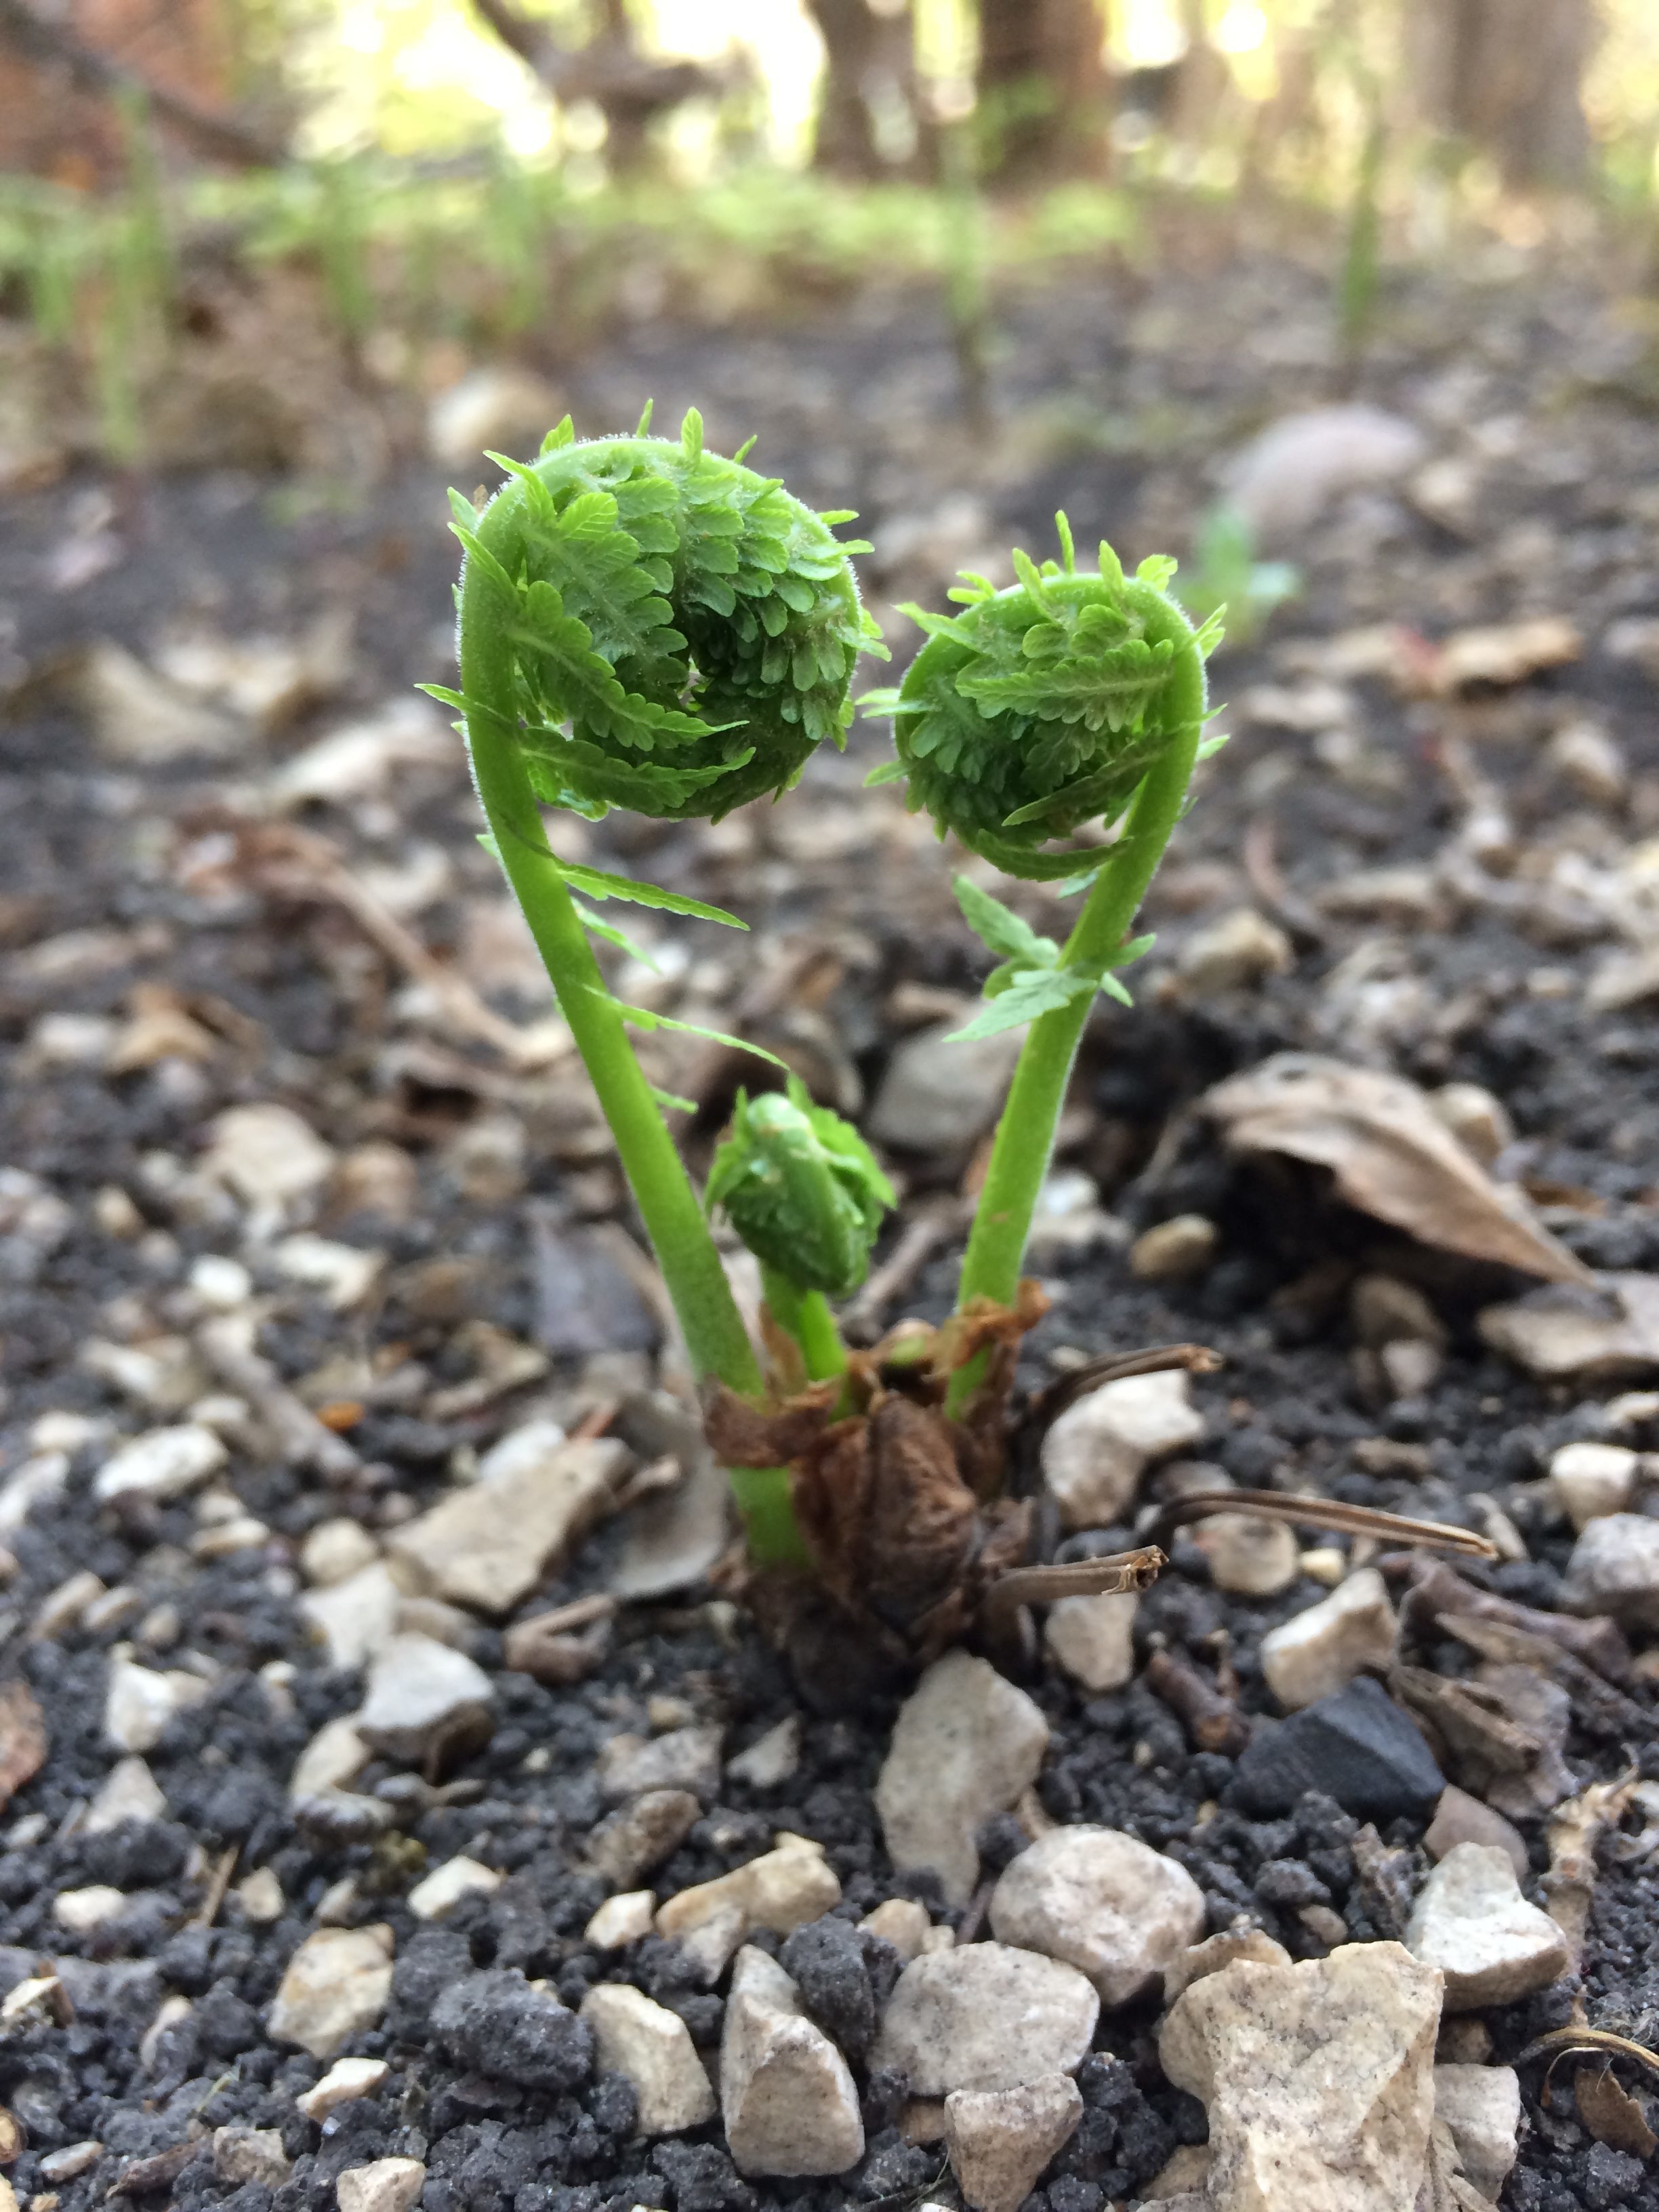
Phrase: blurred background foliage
[{"left": 1, "top": 0, "right": 1656, "bottom": 472}]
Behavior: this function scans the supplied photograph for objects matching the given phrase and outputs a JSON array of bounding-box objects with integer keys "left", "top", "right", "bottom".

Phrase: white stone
[
  {"left": 268, "top": 1925, "right": 394, "bottom": 2058},
  {"left": 93, "top": 1423, "right": 226, "bottom": 1505},
  {"left": 407, "top": 1856, "right": 501, "bottom": 1921},
  {"left": 358, "top": 1634, "right": 493, "bottom": 1763},
  {"left": 598, "top": 1724, "right": 722, "bottom": 1805},
  {"left": 867, "top": 1021, "right": 1023, "bottom": 1156},
  {"left": 335, "top": 2158, "right": 426, "bottom": 2212},
  {"left": 1259, "top": 1568, "right": 1396, "bottom": 1711},
  {"left": 213, "top": 2127, "right": 291, "bottom": 2187},
  {"left": 1159, "top": 1942, "right": 1441, "bottom": 2212},
  {"left": 1548, "top": 1442, "right": 1640, "bottom": 1532},
  {"left": 1405, "top": 1843, "right": 1570, "bottom": 2011},
  {"left": 301, "top": 1519, "right": 382, "bottom": 1589},
  {"left": 203, "top": 1103, "right": 335, "bottom": 1211},
  {"left": 876, "top": 1652, "right": 1049, "bottom": 1907},
  {"left": 1176, "top": 909, "right": 1293, "bottom": 998},
  {"left": 581, "top": 1982, "right": 717, "bottom": 2135},
  {"left": 1194, "top": 1513, "right": 1302, "bottom": 1597},
  {"left": 388, "top": 1431, "right": 627, "bottom": 1616},
  {"left": 271, "top": 1233, "right": 383, "bottom": 1311},
  {"left": 719, "top": 1946, "right": 864, "bottom": 2176},
  {"left": 104, "top": 1660, "right": 207, "bottom": 1755},
  {"left": 860, "top": 1898, "right": 933, "bottom": 1963},
  {"left": 36, "top": 2143, "right": 103, "bottom": 2186},
  {"left": 1130, "top": 1214, "right": 1221, "bottom": 1281},
  {"left": 0, "top": 1450, "right": 68, "bottom": 1534},
  {"left": 291, "top": 1716, "right": 370, "bottom": 1799},
  {"left": 1433, "top": 2064, "right": 1521, "bottom": 2200},
  {"left": 945, "top": 2074, "right": 1084, "bottom": 2212},
  {"left": 85, "top": 1755, "right": 167, "bottom": 1833},
  {"left": 297, "top": 2056, "right": 390, "bottom": 2121},
  {"left": 1165, "top": 1929, "right": 1293, "bottom": 2005},
  {"left": 1042, "top": 1592, "right": 1138, "bottom": 1692},
  {"left": 1563, "top": 1513, "right": 1659, "bottom": 1628},
  {"left": 989, "top": 1828, "right": 1206, "bottom": 2007},
  {"left": 1223, "top": 405, "right": 1428, "bottom": 542},
  {"left": 728, "top": 1717, "right": 800, "bottom": 1789},
  {"left": 300, "top": 1563, "right": 403, "bottom": 1672},
  {"left": 140, "top": 1993, "right": 191, "bottom": 2071},
  {"left": 1041, "top": 1371, "right": 1205, "bottom": 1530},
  {"left": 674, "top": 1902, "right": 748, "bottom": 1987},
  {"left": 54, "top": 1885, "right": 125, "bottom": 1931},
  {"left": 874, "top": 1944, "right": 1100, "bottom": 2095},
  {"left": 237, "top": 1868, "right": 286, "bottom": 1924},
  {"left": 1429, "top": 1084, "right": 1513, "bottom": 1168},
  {"left": 427, "top": 365, "right": 562, "bottom": 466},
  {"left": 586, "top": 1890, "right": 656, "bottom": 1950},
  {"left": 190, "top": 1254, "right": 254, "bottom": 1309},
  {"left": 656, "top": 1832, "right": 840, "bottom": 1941}
]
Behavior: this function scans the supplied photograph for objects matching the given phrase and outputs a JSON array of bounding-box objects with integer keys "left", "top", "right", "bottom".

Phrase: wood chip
[{"left": 0, "top": 1684, "right": 46, "bottom": 1813}]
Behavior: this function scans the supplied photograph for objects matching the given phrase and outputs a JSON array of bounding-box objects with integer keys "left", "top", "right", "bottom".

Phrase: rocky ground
[{"left": 3, "top": 238, "right": 1659, "bottom": 2212}]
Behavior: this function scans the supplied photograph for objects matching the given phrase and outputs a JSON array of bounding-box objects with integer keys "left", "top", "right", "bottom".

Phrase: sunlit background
[{"left": 1, "top": 0, "right": 1657, "bottom": 478}]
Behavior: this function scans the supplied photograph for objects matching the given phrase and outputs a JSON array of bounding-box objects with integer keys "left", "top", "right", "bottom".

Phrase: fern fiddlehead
[
  {"left": 866, "top": 518, "right": 1221, "bottom": 1372},
  {"left": 705, "top": 1079, "right": 895, "bottom": 1382},
  {"left": 434, "top": 407, "right": 882, "bottom": 1562}
]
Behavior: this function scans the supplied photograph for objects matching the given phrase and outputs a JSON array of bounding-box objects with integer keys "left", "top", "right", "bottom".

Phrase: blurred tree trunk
[
  {"left": 1407, "top": 0, "right": 1592, "bottom": 188},
  {"left": 470, "top": 0, "right": 719, "bottom": 173},
  {"left": 803, "top": 0, "right": 924, "bottom": 178},
  {"left": 976, "top": 0, "right": 1106, "bottom": 180}
]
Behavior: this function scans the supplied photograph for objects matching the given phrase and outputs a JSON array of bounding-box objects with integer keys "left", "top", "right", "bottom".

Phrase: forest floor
[{"left": 3, "top": 233, "right": 1659, "bottom": 2212}]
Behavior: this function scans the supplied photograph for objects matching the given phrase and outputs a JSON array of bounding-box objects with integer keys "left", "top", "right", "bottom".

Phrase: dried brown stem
[
  {"left": 1144, "top": 1489, "right": 1498, "bottom": 1561},
  {"left": 1025, "top": 1343, "right": 1223, "bottom": 1440},
  {"left": 979, "top": 1545, "right": 1166, "bottom": 1643}
]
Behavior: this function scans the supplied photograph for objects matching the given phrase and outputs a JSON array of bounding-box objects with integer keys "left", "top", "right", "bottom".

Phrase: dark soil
[{"left": 3, "top": 239, "right": 1659, "bottom": 2212}]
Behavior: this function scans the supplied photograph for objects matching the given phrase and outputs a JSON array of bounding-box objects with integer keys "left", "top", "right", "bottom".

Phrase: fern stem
[
  {"left": 949, "top": 611, "right": 1207, "bottom": 1395},
  {"left": 761, "top": 1266, "right": 848, "bottom": 1385}
]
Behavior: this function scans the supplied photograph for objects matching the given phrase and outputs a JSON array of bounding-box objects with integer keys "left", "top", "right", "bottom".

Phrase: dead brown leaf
[
  {"left": 1577, "top": 2064, "right": 1658, "bottom": 2158},
  {"left": 1425, "top": 615, "right": 1583, "bottom": 693},
  {"left": 1478, "top": 1273, "right": 1659, "bottom": 1385},
  {"left": 1204, "top": 1054, "right": 1593, "bottom": 1285},
  {"left": 0, "top": 1681, "right": 46, "bottom": 1811}
]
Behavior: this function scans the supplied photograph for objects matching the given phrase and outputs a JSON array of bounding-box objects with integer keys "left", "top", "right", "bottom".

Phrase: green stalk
[
  {"left": 760, "top": 1265, "right": 848, "bottom": 1384},
  {"left": 458, "top": 483, "right": 806, "bottom": 1564},
  {"left": 948, "top": 632, "right": 1206, "bottom": 1405}
]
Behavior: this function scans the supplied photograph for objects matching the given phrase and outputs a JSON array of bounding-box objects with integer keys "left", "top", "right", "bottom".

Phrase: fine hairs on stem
[{"left": 435, "top": 407, "right": 1222, "bottom": 1590}]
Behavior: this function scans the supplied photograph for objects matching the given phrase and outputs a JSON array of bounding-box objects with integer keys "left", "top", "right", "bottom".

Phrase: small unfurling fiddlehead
[
  {"left": 435, "top": 408, "right": 882, "bottom": 1567},
  {"left": 705, "top": 1081, "right": 895, "bottom": 1380},
  {"left": 866, "top": 516, "right": 1220, "bottom": 882},
  {"left": 866, "top": 518, "right": 1223, "bottom": 1376}
]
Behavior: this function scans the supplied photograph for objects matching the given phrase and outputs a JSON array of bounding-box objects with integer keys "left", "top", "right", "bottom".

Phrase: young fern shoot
[
  {"left": 430, "top": 405, "right": 883, "bottom": 1561},
  {"left": 705, "top": 1080, "right": 895, "bottom": 1385},
  {"left": 865, "top": 515, "right": 1223, "bottom": 1389}
]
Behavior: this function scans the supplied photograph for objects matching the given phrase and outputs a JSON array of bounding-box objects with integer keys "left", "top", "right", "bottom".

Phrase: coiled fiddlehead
[
  {"left": 434, "top": 409, "right": 884, "bottom": 1570},
  {"left": 866, "top": 518, "right": 1224, "bottom": 1382},
  {"left": 441, "top": 405, "right": 884, "bottom": 825},
  {"left": 705, "top": 1081, "right": 894, "bottom": 1385},
  {"left": 866, "top": 516, "right": 1219, "bottom": 882}
]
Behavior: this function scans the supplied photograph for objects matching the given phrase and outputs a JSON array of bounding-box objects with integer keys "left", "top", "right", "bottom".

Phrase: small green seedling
[{"left": 1178, "top": 501, "right": 1298, "bottom": 648}]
